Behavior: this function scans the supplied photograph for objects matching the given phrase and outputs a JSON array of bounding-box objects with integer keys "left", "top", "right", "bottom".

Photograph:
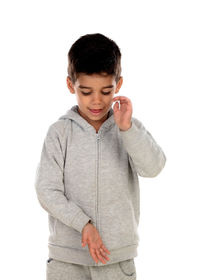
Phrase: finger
[
  {"left": 90, "top": 248, "right": 99, "bottom": 264},
  {"left": 113, "top": 95, "right": 126, "bottom": 99},
  {"left": 99, "top": 248, "right": 110, "bottom": 261},
  {"left": 96, "top": 249, "right": 107, "bottom": 264},
  {"left": 113, "top": 96, "right": 130, "bottom": 101},
  {"left": 113, "top": 99, "right": 130, "bottom": 105},
  {"left": 113, "top": 101, "right": 120, "bottom": 111},
  {"left": 81, "top": 239, "right": 87, "bottom": 247},
  {"left": 101, "top": 244, "right": 111, "bottom": 255},
  {"left": 118, "top": 99, "right": 129, "bottom": 104}
]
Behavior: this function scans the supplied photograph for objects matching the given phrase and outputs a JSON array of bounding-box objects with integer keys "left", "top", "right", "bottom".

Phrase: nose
[{"left": 91, "top": 93, "right": 102, "bottom": 104}]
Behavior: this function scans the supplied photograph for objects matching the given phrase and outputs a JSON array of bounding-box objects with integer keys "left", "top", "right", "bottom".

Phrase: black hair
[{"left": 67, "top": 33, "right": 122, "bottom": 84}]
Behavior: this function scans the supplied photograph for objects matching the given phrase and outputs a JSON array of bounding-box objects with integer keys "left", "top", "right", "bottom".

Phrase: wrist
[
  {"left": 85, "top": 220, "right": 92, "bottom": 227},
  {"left": 120, "top": 122, "right": 132, "bottom": 131}
]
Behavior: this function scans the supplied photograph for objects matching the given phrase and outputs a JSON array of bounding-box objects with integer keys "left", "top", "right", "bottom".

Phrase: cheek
[
  {"left": 107, "top": 93, "right": 115, "bottom": 103},
  {"left": 78, "top": 94, "right": 87, "bottom": 103}
]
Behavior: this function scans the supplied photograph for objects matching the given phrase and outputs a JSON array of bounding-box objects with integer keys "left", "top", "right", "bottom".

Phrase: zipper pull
[{"left": 96, "top": 133, "right": 101, "bottom": 140}]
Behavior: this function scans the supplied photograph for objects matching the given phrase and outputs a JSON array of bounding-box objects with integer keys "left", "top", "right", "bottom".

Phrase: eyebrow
[{"left": 78, "top": 85, "right": 114, "bottom": 89}]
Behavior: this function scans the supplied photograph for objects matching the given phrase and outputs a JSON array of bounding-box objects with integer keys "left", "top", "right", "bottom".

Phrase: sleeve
[
  {"left": 34, "top": 124, "right": 91, "bottom": 234},
  {"left": 119, "top": 117, "right": 167, "bottom": 177}
]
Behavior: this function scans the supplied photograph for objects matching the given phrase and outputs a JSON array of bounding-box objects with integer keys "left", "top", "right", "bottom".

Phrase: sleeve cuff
[
  {"left": 119, "top": 118, "right": 142, "bottom": 145},
  {"left": 70, "top": 210, "right": 91, "bottom": 233}
]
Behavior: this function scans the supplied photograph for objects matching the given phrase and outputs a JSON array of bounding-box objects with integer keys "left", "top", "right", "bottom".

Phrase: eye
[
  {"left": 81, "top": 91, "right": 91, "bottom": 95},
  {"left": 81, "top": 91, "right": 111, "bottom": 96}
]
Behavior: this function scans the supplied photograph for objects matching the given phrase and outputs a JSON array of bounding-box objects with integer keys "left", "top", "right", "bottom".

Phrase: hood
[{"left": 58, "top": 104, "right": 116, "bottom": 132}]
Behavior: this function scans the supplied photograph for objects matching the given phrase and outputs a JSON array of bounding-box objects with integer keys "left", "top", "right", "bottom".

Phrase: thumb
[
  {"left": 82, "top": 241, "right": 87, "bottom": 247},
  {"left": 81, "top": 237, "right": 87, "bottom": 247},
  {"left": 113, "top": 101, "right": 119, "bottom": 112}
]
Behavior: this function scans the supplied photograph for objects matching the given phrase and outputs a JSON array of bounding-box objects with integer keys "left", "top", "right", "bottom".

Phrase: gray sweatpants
[{"left": 46, "top": 257, "right": 136, "bottom": 280}]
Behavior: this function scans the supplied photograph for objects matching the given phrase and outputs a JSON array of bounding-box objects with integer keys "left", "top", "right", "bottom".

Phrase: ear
[
  {"left": 115, "top": 76, "right": 123, "bottom": 93},
  {"left": 66, "top": 76, "right": 75, "bottom": 94}
]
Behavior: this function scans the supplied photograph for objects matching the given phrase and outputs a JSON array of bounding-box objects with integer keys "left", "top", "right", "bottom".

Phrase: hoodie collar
[{"left": 59, "top": 105, "right": 115, "bottom": 132}]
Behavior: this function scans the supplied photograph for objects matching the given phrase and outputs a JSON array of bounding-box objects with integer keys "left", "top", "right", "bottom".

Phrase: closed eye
[{"left": 81, "top": 91, "right": 111, "bottom": 96}]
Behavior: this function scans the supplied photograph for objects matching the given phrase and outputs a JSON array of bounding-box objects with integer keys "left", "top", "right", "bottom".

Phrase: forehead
[{"left": 75, "top": 73, "right": 116, "bottom": 89}]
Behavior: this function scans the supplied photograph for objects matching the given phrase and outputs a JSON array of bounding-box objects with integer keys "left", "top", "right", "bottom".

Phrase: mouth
[{"left": 89, "top": 108, "right": 103, "bottom": 115}]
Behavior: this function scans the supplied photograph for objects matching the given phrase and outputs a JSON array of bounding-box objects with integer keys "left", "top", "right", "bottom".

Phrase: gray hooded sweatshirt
[{"left": 34, "top": 104, "right": 166, "bottom": 266}]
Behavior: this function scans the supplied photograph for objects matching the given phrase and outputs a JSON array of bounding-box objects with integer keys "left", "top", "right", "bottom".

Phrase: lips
[
  {"left": 90, "top": 109, "right": 102, "bottom": 112},
  {"left": 89, "top": 108, "right": 103, "bottom": 115}
]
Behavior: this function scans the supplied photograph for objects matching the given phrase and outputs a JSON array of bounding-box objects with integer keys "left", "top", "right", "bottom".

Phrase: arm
[
  {"left": 34, "top": 124, "right": 91, "bottom": 233},
  {"left": 119, "top": 117, "right": 167, "bottom": 177},
  {"left": 112, "top": 96, "right": 166, "bottom": 178}
]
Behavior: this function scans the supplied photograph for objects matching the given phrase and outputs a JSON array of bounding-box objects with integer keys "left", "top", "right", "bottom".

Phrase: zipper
[{"left": 96, "top": 132, "right": 101, "bottom": 231}]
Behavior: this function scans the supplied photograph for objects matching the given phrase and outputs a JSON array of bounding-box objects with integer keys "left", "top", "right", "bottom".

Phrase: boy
[{"left": 35, "top": 33, "right": 166, "bottom": 279}]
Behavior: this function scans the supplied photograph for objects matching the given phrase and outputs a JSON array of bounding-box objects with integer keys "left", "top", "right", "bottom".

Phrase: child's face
[{"left": 66, "top": 73, "right": 123, "bottom": 128}]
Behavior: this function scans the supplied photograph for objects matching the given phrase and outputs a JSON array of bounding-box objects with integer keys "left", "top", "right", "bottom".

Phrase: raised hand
[
  {"left": 112, "top": 96, "right": 133, "bottom": 131},
  {"left": 81, "top": 222, "right": 111, "bottom": 264}
]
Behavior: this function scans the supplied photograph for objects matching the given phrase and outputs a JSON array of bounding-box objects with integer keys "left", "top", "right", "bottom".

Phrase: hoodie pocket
[
  {"left": 46, "top": 258, "right": 74, "bottom": 280},
  {"left": 47, "top": 258, "right": 54, "bottom": 264},
  {"left": 118, "top": 259, "right": 136, "bottom": 279},
  {"left": 46, "top": 258, "right": 65, "bottom": 280}
]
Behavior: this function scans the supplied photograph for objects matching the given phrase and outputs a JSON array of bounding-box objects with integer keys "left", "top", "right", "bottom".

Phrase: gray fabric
[
  {"left": 35, "top": 104, "right": 166, "bottom": 266},
  {"left": 46, "top": 258, "right": 137, "bottom": 280}
]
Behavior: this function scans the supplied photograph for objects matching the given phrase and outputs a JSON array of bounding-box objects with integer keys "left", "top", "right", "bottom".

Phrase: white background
[{"left": 0, "top": 0, "right": 199, "bottom": 279}]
